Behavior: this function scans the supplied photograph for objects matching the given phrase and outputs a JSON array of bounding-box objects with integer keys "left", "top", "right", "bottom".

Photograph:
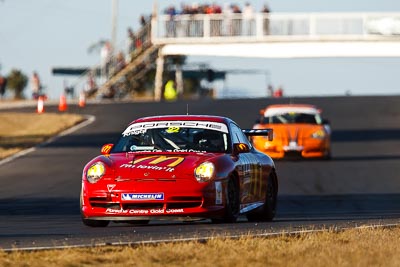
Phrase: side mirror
[
  {"left": 232, "top": 143, "right": 250, "bottom": 155},
  {"left": 101, "top": 144, "right": 114, "bottom": 155},
  {"left": 259, "top": 109, "right": 265, "bottom": 115}
]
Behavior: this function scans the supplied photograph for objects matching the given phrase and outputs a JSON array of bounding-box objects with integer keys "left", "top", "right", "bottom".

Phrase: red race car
[{"left": 81, "top": 115, "right": 278, "bottom": 227}]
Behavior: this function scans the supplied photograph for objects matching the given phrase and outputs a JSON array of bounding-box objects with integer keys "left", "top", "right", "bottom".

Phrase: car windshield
[
  {"left": 262, "top": 112, "right": 322, "bottom": 124},
  {"left": 112, "top": 124, "right": 229, "bottom": 153}
]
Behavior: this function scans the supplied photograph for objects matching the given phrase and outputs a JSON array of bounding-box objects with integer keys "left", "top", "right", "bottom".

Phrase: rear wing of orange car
[{"left": 242, "top": 129, "right": 273, "bottom": 141}]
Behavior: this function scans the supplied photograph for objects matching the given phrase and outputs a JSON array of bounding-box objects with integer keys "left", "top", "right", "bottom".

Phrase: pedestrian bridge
[
  {"left": 151, "top": 12, "right": 400, "bottom": 58},
  {"left": 71, "top": 11, "right": 400, "bottom": 101}
]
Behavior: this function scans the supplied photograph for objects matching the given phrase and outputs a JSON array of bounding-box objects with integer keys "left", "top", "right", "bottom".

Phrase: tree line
[{"left": 0, "top": 68, "right": 28, "bottom": 99}]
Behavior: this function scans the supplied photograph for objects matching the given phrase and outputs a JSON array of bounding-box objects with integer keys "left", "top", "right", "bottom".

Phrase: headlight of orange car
[
  {"left": 194, "top": 162, "right": 215, "bottom": 182},
  {"left": 86, "top": 162, "right": 106, "bottom": 183},
  {"left": 311, "top": 129, "right": 326, "bottom": 139}
]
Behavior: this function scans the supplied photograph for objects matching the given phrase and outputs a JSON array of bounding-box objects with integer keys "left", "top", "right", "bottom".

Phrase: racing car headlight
[
  {"left": 194, "top": 162, "right": 215, "bottom": 183},
  {"left": 86, "top": 162, "right": 106, "bottom": 183},
  {"left": 311, "top": 130, "right": 326, "bottom": 139}
]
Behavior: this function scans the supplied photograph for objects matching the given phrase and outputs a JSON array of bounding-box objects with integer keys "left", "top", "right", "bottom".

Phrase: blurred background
[{"left": 1, "top": 0, "right": 400, "bottom": 100}]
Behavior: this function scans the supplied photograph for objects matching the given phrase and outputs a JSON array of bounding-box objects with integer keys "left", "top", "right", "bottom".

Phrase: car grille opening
[
  {"left": 89, "top": 196, "right": 203, "bottom": 210},
  {"left": 122, "top": 203, "right": 164, "bottom": 210},
  {"left": 166, "top": 202, "right": 202, "bottom": 209},
  {"left": 167, "top": 196, "right": 203, "bottom": 209}
]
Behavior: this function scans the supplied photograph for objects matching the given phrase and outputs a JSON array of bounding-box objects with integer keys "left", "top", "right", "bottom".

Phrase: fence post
[
  {"left": 154, "top": 51, "right": 164, "bottom": 101},
  {"left": 204, "top": 15, "right": 210, "bottom": 39}
]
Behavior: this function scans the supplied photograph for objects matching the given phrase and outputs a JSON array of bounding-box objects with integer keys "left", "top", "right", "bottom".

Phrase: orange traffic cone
[
  {"left": 37, "top": 96, "right": 45, "bottom": 114},
  {"left": 79, "top": 91, "right": 86, "bottom": 108},
  {"left": 58, "top": 94, "right": 67, "bottom": 112}
]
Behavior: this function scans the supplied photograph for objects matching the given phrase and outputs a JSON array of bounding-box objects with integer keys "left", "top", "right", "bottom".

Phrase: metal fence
[{"left": 152, "top": 12, "right": 400, "bottom": 43}]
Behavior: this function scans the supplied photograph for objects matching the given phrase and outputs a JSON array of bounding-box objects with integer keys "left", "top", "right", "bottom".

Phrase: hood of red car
[{"left": 108, "top": 152, "right": 217, "bottom": 180}]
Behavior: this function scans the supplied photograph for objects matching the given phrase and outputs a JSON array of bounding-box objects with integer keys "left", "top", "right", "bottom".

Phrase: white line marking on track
[{"left": 0, "top": 115, "right": 96, "bottom": 167}]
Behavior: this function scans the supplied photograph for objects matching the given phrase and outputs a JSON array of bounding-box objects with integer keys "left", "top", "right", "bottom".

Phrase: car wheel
[
  {"left": 212, "top": 177, "right": 240, "bottom": 223},
  {"left": 82, "top": 218, "right": 110, "bottom": 227},
  {"left": 246, "top": 171, "right": 277, "bottom": 222},
  {"left": 323, "top": 148, "right": 332, "bottom": 160}
]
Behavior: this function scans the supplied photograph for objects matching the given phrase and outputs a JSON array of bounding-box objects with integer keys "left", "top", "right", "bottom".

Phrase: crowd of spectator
[
  {"left": 88, "top": 3, "right": 272, "bottom": 99},
  {"left": 164, "top": 2, "right": 270, "bottom": 16},
  {"left": 163, "top": 2, "right": 271, "bottom": 37}
]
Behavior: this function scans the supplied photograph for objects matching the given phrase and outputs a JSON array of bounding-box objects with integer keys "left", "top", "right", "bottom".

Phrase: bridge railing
[{"left": 152, "top": 12, "right": 400, "bottom": 44}]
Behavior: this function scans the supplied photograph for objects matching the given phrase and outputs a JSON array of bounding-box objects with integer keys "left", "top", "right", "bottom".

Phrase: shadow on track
[
  {"left": 332, "top": 129, "right": 400, "bottom": 142},
  {"left": 0, "top": 197, "right": 79, "bottom": 216},
  {"left": 2, "top": 194, "right": 400, "bottom": 219},
  {"left": 277, "top": 194, "right": 400, "bottom": 219}
]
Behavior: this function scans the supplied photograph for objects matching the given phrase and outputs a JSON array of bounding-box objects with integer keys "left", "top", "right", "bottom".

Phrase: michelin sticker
[{"left": 122, "top": 193, "right": 164, "bottom": 201}]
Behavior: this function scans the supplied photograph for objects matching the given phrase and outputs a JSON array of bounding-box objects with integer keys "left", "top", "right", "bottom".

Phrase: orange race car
[{"left": 252, "top": 104, "right": 331, "bottom": 159}]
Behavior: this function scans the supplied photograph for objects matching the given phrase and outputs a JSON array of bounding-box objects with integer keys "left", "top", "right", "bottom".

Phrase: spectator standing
[
  {"left": 261, "top": 3, "right": 271, "bottom": 35},
  {"left": 223, "top": 3, "right": 233, "bottom": 36},
  {"left": 273, "top": 86, "right": 284, "bottom": 97},
  {"left": 165, "top": 5, "right": 177, "bottom": 37},
  {"left": 113, "top": 51, "right": 126, "bottom": 75},
  {"left": 140, "top": 15, "right": 146, "bottom": 27},
  {"left": 208, "top": 3, "right": 222, "bottom": 36},
  {"left": 100, "top": 41, "right": 113, "bottom": 79},
  {"left": 83, "top": 71, "right": 98, "bottom": 98},
  {"left": 164, "top": 79, "right": 177, "bottom": 101},
  {"left": 126, "top": 27, "right": 136, "bottom": 61},
  {"left": 267, "top": 84, "right": 274, "bottom": 97},
  {"left": 31, "top": 71, "right": 42, "bottom": 99},
  {"left": 243, "top": 2, "right": 254, "bottom": 35},
  {"left": 231, "top": 4, "right": 242, "bottom": 36},
  {"left": 63, "top": 80, "right": 74, "bottom": 98},
  {"left": 0, "top": 74, "right": 7, "bottom": 99}
]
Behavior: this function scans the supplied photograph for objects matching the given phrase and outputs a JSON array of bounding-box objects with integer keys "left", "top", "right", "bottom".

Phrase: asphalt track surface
[{"left": 1, "top": 96, "right": 400, "bottom": 250}]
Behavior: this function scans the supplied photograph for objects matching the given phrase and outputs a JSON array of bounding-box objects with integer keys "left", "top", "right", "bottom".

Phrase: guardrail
[{"left": 152, "top": 12, "right": 400, "bottom": 44}]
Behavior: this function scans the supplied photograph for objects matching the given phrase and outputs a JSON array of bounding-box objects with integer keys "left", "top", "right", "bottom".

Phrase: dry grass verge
[
  {"left": 0, "top": 112, "right": 85, "bottom": 160},
  {"left": 1, "top": 226, "right": 400, "bottom": 267}
]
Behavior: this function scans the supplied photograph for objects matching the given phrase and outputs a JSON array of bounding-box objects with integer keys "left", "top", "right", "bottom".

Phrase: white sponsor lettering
[
  {"left": 123, "top": 128, "right": 147, "bottom": 136},
  {"left": 105, "top": 208, "right": 186, "bottom": 215},
  {"left": 106, "top": 208, "right": 129, "bottom": 214},
  {"left": 166, "top": 208, "right": 184, "bottom": 213},
  {"left": 129, "top": 209, "right": 149, "bottom": 214},
  {"left": 120, "top": 163, "right": 175, "bottom": 172},
  {"left": 150, "top": 209, "right": 164, "bottom": 214},
  {"left": 172, "top": 149, "right": 206, "bottom": 153},
  {"left": 122, "top": 121, "right": 228, "bottom": 136}
]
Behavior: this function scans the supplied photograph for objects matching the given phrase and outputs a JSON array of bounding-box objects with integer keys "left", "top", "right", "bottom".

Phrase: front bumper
[
  {"left": 81, "top": 179, "right": 227, "bottom": 220},
  {"left": 260, "top": 140, "right": 328, "bottom": 159}
]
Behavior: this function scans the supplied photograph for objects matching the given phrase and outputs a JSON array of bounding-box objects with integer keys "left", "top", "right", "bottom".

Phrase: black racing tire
[
  {"left": 82, "top": 218, "right": 110, "bottom": 227},
  {"left": 212, "top": 176, "right": 240, "bottom": 223},
  {"left": 246, "top": 171, "right": 277, "bottom": 222},
  {"left": 323, "top": 149, "right": 332, "bottom": 160}
]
